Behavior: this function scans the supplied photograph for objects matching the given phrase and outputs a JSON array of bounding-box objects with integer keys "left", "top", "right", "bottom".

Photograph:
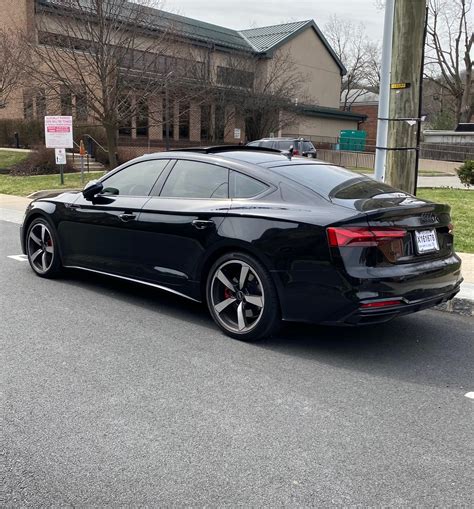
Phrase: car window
[
  {"left": 270, "top": 164, "right": 366, "bottom": 198},
  {"left": 230, "top": 171, "right": 269, "bottom": 198},
  {"left": 260, "top": 140, "right": 274, "bottom": 149},
  {"left": 275, "top": 141, "right": 294, "bottom": 150},
  {"left": 101, "top": 159, "right": 169, "bottom": 196},
  {"left": 302, "top": 141, "right": 314, "bottom": 151},
  {"left": 160, "top": 160, "right": 229, "bottom": 199},
  {"left": 247, "top": 141, "right": 261, "bottom": 147}
]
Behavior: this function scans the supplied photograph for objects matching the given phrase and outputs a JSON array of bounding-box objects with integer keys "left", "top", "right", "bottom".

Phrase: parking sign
[
  {"left": 54, "top": 148, "right": 67, "bottom": 165},
  {"left": 44, "top": 116, "right": 73, "bottom": 148}
]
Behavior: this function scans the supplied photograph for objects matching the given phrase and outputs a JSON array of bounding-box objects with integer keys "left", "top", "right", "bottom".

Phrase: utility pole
[
  {"left": 385, "top": 0, "right": 427, "bottom": 193},
  {"left": 374, "top": 0, "right": 395, "bottom": 182}
]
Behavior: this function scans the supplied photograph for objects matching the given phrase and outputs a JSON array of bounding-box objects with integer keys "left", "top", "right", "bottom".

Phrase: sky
[{"left": 164, "top": 0, "right": 385, "bottom": 42}]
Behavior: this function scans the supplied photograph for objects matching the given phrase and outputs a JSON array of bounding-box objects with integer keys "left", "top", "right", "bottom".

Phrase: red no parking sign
[{"left": 44, "top": 116, "right": 73, "bottom": 149}]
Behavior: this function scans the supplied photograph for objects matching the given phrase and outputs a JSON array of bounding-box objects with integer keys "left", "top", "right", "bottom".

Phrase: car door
[
  {"left": 58, "top": 158, "right": 170, "bottom": 278},
  {"left": 136, "top": 158, "right": 231, "bottom": 298}
]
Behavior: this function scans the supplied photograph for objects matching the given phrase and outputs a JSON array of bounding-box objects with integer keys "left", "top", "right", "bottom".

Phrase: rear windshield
[
  {"left": 221, "top": 151, "right": 287, "bottom": 164},
  {"left": 269, "top": 164, "right": 396, "bottom": 198},
  {"left": 274, "top": 141, "right": 294, "bottom": 150}
]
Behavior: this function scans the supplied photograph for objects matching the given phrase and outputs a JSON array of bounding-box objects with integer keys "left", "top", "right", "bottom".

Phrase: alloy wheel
[
  {"left": 210, "top": 260, "right": 265, "bottom": 333},
  {"left": 27, "top": 223, "right": 55, "bottom": 274}
]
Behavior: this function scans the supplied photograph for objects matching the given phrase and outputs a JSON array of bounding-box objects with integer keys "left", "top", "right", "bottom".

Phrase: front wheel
[
  {"left": 206, "top": 252, "right": 280, "bottom": 341},
  {"left": 26, "top": 218, "right": 62, "bottom": 278}
]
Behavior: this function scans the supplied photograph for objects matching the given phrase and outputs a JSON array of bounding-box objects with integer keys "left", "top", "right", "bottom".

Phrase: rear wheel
[
  {"left": 206, "top": 252, "right": 280, "bottom": 341},
  {"left": 26, "top": 218, "right": 62, "bottom": 278}
]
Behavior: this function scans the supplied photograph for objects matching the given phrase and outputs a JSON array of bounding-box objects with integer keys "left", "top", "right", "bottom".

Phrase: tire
[
  {"left": 206, "top": 252, "right": 280, "bottom": 341},
  {"left": 26, "top": 217, "right": 63, "bottom": 278}
]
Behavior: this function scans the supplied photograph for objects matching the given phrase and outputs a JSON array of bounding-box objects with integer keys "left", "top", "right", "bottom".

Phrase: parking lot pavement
[{"left": 1, "top": 219, "right": 473, "bottom": 507}]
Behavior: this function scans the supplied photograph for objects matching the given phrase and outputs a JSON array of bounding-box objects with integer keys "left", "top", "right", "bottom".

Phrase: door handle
[
  {"left": 192, "top": 219, "right": 214, "bottom": 230},
  {"left": 119, "top": 213, "right": 137, "bottom": 222}
]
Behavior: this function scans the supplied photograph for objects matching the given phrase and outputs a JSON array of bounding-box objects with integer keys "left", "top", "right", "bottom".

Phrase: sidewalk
[{"left": 0, "top": 193, "right": 472, "bottom": 316}]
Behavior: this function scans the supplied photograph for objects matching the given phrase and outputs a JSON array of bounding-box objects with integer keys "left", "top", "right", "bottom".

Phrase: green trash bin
[{"left": 339, "top": 130, "right": 367, "bottom": 152}]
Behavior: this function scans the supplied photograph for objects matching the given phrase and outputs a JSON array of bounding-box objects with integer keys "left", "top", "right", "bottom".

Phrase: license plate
[{"left": 415, "top": 229, "right": 439, "bottom": 253}]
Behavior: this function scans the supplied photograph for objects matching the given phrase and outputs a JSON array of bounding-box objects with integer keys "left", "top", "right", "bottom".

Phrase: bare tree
[
  {"left": 21, "top": 0, "right": 207, "bottom": 167},
  {"left": 425, "top": 0, "right": 473, "bottom": 124},
  {"left": 324, "top": 15, "right": 381, "bottom": 109},
  {"left": 0, "top": 29, "right": 26, "bottom": 109}
]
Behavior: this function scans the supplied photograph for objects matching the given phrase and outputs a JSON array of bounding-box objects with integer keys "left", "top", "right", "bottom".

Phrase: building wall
[
  {"left": 279, "top": 27, "right": 342, "bottom": 108},
  {"left": 283, "top": 114, "right": 360, "bottom": 139},
  {"left": 1, "top": 1, "right": 344, "bottom": 145},
  {"left": 350, "top": 104, "right": 378, "bottom": 146},
  {"left": 0, "top": 0, "right": 35, "bottom": 120}
]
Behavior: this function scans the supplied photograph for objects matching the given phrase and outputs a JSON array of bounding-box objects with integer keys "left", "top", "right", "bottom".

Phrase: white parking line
[
  {"left": 7, "top": 254, "right": 28, "bottom": 261},
  {"left": 465, "top": 392, "right": 474, "bottom": 400}
]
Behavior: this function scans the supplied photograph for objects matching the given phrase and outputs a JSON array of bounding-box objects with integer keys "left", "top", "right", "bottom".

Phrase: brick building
[
  {"left": 343, "top": 90, "right": 379, "bottom": 149},
  {"left": 1, "top": 0, "right": 366, "bottom": 153}
]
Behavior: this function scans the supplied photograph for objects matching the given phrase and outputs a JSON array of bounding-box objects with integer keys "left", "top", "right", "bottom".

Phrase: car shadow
[
  {"left": 261, "top": 316, "right": 473, "bottom": 389},
  {"left": 61, "top": 268, "right": 472, "bottom": 390}
]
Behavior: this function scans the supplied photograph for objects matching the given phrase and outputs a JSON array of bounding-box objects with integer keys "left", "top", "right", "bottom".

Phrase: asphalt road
[{"left": 1, "top": 219, "right": 473, "bottom": 507}]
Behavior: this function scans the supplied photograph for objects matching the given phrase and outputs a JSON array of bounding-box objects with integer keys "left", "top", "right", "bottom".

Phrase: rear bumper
[
  {"left": 274, "top": 253, "right": 463, "bottom": 325},
  {"left": 339, "top": 283, "right": 461, "bottom": 325}
]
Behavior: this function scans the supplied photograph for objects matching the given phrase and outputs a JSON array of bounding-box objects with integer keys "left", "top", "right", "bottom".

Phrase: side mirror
[{"left": 82, "top": 179, "right": 103, "bottom": 201}]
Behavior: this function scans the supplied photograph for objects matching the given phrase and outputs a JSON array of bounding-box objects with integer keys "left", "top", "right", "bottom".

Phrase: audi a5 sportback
[{"left": 21, "top": 146, "right": 462, "bottom": 341}]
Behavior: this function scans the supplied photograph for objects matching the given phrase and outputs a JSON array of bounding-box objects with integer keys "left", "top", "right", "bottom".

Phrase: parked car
[
  {"left": 21, "top": 146, "right": 462, "bottom": 342},
  {"left": 247, "top": 137, "right": 317, "bottom": 158}
]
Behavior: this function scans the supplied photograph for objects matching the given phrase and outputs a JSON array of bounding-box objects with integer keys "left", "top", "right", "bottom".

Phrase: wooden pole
[{"left": 386, "top": 0, "right": 427, "bottom": 193}]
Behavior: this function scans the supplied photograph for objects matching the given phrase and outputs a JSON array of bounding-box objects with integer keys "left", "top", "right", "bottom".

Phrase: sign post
[
  {"left": 44, "top": 116, "right": 73, "bottom": 185},
  {"left": 54, "top": 148, "right": 67, "bottom": 185}
]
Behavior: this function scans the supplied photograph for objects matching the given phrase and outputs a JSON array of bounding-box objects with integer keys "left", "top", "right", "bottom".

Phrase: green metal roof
[
  {"left": 239, "top": 20, "right": 346, "bottom": 74},
  {"left": 238, "top": 20, "right": 313, "bottom": 52},
  {"left": 299, "top": 105, "right": 367, "bottom": 122},
  {"left": 37, "top": 0, "right": 346, "bottom": 72}
]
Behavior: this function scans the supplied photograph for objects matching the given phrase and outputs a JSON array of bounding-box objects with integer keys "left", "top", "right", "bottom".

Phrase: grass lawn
[
  {"left": 0, "top": 171, "right": 105, "bottom": 197},
  {"left": 347, "top": 166, "right": 453, "bottom": 177},
  {"left": 0, "top": 150, "right": 30, "bottom": 169},
  {"left": 417, "top": 188, "right": 474, "bottom": 253}
]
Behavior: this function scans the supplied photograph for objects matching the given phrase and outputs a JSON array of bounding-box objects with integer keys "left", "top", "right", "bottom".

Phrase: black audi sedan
[{"left": 20, "top": 146, "right": 462, "bottom": 341}]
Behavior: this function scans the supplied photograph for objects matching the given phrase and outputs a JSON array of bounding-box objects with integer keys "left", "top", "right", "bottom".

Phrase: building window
[
  {"left": 23, "top": 90, "right": 34, "bottom": 120},
  {"left": 162, "top": 97, "right": 174, "bottom": 140},
  {"left": 35, "top": 89, "right": 46, "bottom": 119},
  {"left": 75, "top": 88, "right": 88, "bottom": 122},
  {"left": 217, "top": 67, "right": 254, "bottom": 88},
  {"left": 118, "top": 96, "right": 132, "bottom": 136},
  {"left": 200, "top": 104, "right": 211, "bottom": 141},
  {"left": 60, "top": 87, "right": 72, "bottom": 115},
  {"left": 136, "top": 98, "right": 148, "bottom": 137},
  {"left": 179, "top": 102, "right": 190, "bottom": 140}
]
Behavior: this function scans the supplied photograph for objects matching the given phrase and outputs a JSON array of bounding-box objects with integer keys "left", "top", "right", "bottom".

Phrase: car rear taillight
[
  {"left": 293, "top": 149, "right": 300, "bottom": 155},
  {"left": 448, "top": 223, "right": 454, "bottom": 234},
  {"left": 327, "top": 227, "right": 407, "bottom": 247}
]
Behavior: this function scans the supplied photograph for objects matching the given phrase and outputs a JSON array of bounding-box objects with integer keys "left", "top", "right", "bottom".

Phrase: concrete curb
[
  {"left": 435, "top": 298, "right": 473, "bottom": 317},
  {"left": 434, "top": 283, "right": 474, "bottom": 317}
]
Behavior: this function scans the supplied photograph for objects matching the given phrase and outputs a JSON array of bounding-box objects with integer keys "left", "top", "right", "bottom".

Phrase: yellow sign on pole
[{"left": 390, "top": 82, "right": 411, "bottom": 89}]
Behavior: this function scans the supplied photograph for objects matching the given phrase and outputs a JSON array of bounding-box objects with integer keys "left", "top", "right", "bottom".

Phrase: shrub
[
  {"left": 456, "top": 160, "right": 474, "bottom": 188},
  {"left": 0, "top": 119, "right": 44, "bottom": 148},
  {"left": 10, "top": 146, "right": 75, "bottom": 176}
]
